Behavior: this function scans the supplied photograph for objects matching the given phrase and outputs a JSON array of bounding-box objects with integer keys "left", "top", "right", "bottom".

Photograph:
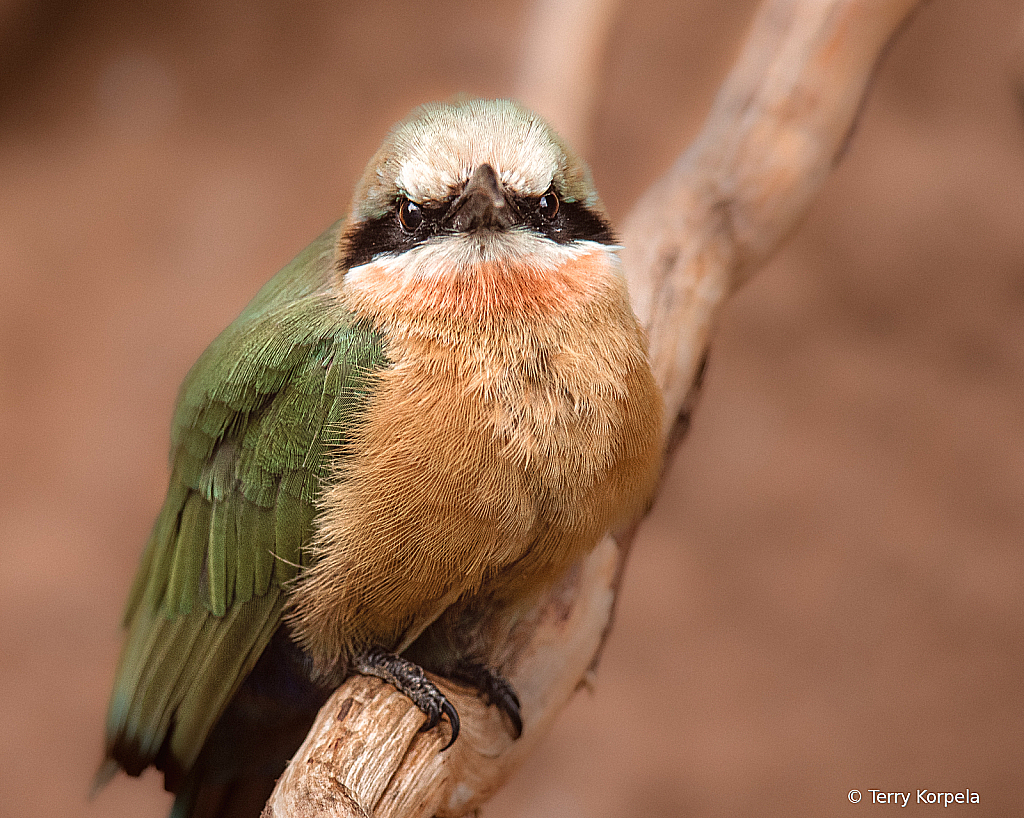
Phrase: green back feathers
[{"left": 105, "top": 222, "right": 386, "bottom": 777}]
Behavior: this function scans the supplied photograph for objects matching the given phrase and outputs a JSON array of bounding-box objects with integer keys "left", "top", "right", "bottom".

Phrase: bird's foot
[
  {"left": 443, "top": 661, "right": 522, "bottom": 739},
  {"left": 353, "top": 648, "right": 460, "bottom": 749}
]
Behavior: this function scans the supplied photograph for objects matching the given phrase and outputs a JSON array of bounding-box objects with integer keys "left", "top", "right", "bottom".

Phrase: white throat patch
[{"left": 345, "top": 234, "right": 616, "bottom": 288}]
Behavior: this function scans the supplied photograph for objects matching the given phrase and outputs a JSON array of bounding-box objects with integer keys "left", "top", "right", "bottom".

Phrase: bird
[{"left": 100, "top": 98, "right": 663, "bottom": 818}]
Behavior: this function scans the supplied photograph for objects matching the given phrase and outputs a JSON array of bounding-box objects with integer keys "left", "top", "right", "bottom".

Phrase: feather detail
[
  {"left": 287, "top": 239, "right": 663, "bottom": 671},
  {"left": 106, "top": 99, "right": 666, "bottom": 809},
  {"left": 103, "top": 221, "right": 387, "bottom": 786}
]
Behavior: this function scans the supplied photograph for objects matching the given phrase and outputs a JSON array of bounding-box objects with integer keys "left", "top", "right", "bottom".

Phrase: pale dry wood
[
  {"left": 263, "top": 1, "right": 925, "bottom": 815},
  {"left": 624, "top": 0, "right": 925, "bottom": 419},
  {"left": 264, "top": 536, "right": 620, "bottom": 818}
]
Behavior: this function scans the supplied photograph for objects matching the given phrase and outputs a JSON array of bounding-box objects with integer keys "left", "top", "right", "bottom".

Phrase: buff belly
[{"left": 286, "top": 244, "right": 663, "bottom": 672}]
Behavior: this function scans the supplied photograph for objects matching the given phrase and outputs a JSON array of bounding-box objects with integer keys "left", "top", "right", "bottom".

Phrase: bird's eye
[
  {"left": 398, "top": 198, "right": 424, "bottom": 232},
  {"left": 538, "top": 190, "right": 559, "bottom": 220}
]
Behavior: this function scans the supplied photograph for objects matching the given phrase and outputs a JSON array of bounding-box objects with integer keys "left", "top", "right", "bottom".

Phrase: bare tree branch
[
  {"left": 262, "top": 1, "right": 926, "bottom": 815},
  {"left": 625, "top": 0, "right": 924, "bottom": 419}
]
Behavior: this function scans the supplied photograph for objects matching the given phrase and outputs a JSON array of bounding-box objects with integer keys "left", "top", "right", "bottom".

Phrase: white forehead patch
[{"left": 391, "top": 100, "right": 561, "bottom": 203}]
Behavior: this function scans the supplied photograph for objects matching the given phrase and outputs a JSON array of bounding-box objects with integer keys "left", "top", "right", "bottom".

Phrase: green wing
[{"left": 104, "top": 222, "right": 386, "bottom": 779}]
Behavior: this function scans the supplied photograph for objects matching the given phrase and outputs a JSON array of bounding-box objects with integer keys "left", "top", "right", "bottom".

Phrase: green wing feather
[{"left": 104, "top": 221, "right": 386, "bottom": 778}]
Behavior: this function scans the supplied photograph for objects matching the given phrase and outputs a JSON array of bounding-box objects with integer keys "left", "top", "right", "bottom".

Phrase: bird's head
[{"left": 336, "top": 99, "right": 620, "bottom": 322}]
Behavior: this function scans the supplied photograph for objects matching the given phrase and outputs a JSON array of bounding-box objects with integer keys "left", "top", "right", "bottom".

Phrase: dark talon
[
  {"left": 439, "top": 699, "right": 460, "bottom": 749},
  {"left": 354, "top": 646, "right": 462, "bottom": 748},
  {"left": 494, "top": 684, "right": 523, "bottom": 739},
  {"left": 443, "top": 661, "right": 523, "bottom": 739},
  {"left": 419, "top": 701, "right": 441, "bottom": 732}
]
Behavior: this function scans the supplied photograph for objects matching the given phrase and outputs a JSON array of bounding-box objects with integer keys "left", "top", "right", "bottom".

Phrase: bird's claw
[
  {"left": 436, "top": 698, "right": 461, "bottom": 749},
  {"left": 415, "top": 684, "right": 461, "bottom": 749},
  {"left": 482, "top": 672, "right": 522, "bottom": 738},
  {"left": 353, "top": 649, "right": 521, "bottom": 748},
  {"left": 444, "top": 661, "right": 522, "bottom": 739},
  {"left": 354, "top": 647, "right": 460, "bottom": 749}
]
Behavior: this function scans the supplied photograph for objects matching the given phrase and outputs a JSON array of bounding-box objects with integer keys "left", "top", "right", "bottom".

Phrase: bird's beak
[{"left": 448, "top": 164, "right": 514, "bottom": 232}]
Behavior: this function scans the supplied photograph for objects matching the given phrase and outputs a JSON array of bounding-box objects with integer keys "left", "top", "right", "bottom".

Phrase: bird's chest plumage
[
  {"left": 375, "top": 317, "right": 618, "bottom": 534},
  {"left": 288, "top": 244, "right": 662, "bottom": 667}
]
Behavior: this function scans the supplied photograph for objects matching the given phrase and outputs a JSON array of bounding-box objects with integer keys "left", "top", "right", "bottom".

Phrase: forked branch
[{"left": 262, "top": 1, "right": 925, "bottom": 815}]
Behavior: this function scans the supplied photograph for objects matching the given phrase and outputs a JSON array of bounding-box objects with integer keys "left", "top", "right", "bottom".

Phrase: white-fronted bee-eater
[{"left": 101, "top": 98, "right": 663, "bottom": 818}]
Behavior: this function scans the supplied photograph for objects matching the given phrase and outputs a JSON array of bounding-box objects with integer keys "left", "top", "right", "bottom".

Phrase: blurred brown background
[{"left": 2, "top": 0, "right": 1023, "bottom": 816}]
